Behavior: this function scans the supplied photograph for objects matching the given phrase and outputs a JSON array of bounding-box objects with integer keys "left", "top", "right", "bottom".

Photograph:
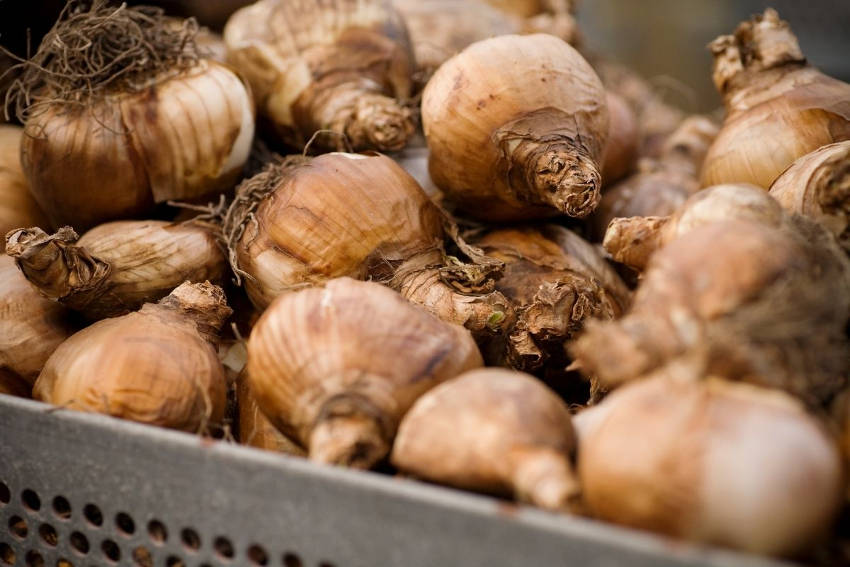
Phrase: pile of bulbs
[{"left": 2, "top": 0, "right": 850, "bottom": 561}]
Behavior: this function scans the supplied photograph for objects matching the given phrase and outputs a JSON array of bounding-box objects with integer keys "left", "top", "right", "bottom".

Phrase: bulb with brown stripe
[
  {"left": 223, "top": 152, "right": 513, "bottom": 340},
  {"left": 0, "top": 125, "right": 49, "bottom": 250},
  {"left": 7, "top": 220, "right": 226, "bottom": 321},
  {"left": 422, "top": 34, "right": 608, "bottom": 221},
  {"left": 34, "top": 281, "right": 231, "bottom": 431},
  {"left": 224, "top": 0, "right": 415, "bottom": 152},
  {"left": 9, "top": 2, "right": 254, "bottom": 231},
  {"left": 246, "top": 278, "right": 483, "bottom": 469},
  {"left": 701, "top": 9, "right": 850, "bottom": 190}
]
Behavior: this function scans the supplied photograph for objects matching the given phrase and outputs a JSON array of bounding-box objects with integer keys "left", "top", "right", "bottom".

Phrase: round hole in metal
[
  {"left": 180, "top": 528, "right": 200, "bottom": 551},
  {"left": 247, "top": 544, "right": 268, "bottom": 565},
  {"left": 9, "top": 515, "right": 28, "bottom": 539},
  {"left": 115, "top": 512, "right": 135, "bottom": 536},
  {"left": 39, "top": 523, "right": 58, "bottom": 547},
  {"left": 101, "top": 539, "right": 120, "bottom": 563},
  {"left": 318, "top": 562, "right": 337, "bottom": 567},
  {"left": 213, "top": 536, "right": 234, "bottom": 560},
  {"left": 0, "top": 481, "right": 9, "bottom": 505},
  {"left": 21, "top": 489, "right": 40, "bottom": 512},
  {"left": 51, "top": 496, "right": 71, "bottom": 520},
  {"left": 0, "top": 543, "right": 15, "bottom": 565},
  {"left": 147, "top": 519, "right": 168, "bottom": 544},
  {"left": 282, "top": 553, "right": 303, "bottom": 567},
  {"left": 132, "top": 546, "right": 152, "bottom": 567},
  {"left": 69, "top": 532, "right": 89, "bottom": 555},
  {"left": 165, "top": 556, "right": 186, "bottom": 567},
  {"left": 82, "top": 504, "right": 102, "bottom": 527},
  {"left": 25, "top": 550, "right": 44, "bottom": 567}
]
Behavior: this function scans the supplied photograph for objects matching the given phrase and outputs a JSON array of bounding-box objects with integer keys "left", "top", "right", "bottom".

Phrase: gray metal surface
[{"left": 0, "top": 395, "right": 792, "bottom": 567}]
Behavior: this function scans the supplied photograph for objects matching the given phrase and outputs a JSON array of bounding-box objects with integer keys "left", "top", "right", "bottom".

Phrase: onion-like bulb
[
  {"left": 591, "top": 116, "right": 718, "bottom": 240},
  {"left": 224, "top": 0, "right": 415, "bottom": 152},
  {"left": 472, "top": 225, "right": 630, "bottom": 373},
  {"left": 246, "top": 278, "right": 482, "bottom": 469},
  {"left": 34, "top": 282, "right": 231, "bottom": 431},
  {"left": 392, "top": 368, "right": 579, "bottom": 511},
  {"left": 422, "top": 34, "right": 608, "bottom": 221},
  {"left": 769, "top": 141, "right": 850, "bottom": 252},
  {"left": 0, "top": 125, "right": 49, "bottom": 250},
  {"left": 7, "top": 220, "right": 227, "bottom": 321},
  {"left": 10, "top": 3, "right": 255, "bottom": 231},
  {"left": 223, "top": 153, "right": 513, "bottom": 339},
  {"left": 700, "top": 9, "right": 850, "bottom": 189},
  {"left": 391, "top": 0, "right": 520, "bottom": 79},
  {"left": 600, "top": 92, "right": 639, "bottom": 186},
  {"left": 603, "top": 183, "right": 783, "bottom": 271},
  {"left": 237, "top": 371, "right": 305, "bottom": 456},
  {"left": 572, "top": 218, "right": 850, "bottom": 407},
  {"left": 0, "top": 255, "right": 74, "bottom": 394},
  {"left": 579, "top": 375, "right": 843, "bottom": 557}
]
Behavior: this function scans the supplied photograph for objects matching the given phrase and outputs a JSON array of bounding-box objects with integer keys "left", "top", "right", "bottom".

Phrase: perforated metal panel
[{"left": 0, "top": 395, "right": 792, "bottom": 567}]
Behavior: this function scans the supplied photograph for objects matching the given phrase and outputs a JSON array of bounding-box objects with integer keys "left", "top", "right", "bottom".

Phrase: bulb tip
[
  {"left": 351, "top": 97, "right": 415, "bottom": 152},
  {"left": 309, "top": 414, "right": 389, "bottom": 470},
  {"left": 534, "top": 149, "right": 601, "bottom": 218}
]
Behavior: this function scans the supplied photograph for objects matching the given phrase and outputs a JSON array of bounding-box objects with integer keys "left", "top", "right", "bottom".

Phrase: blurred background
[
  {"left": 1, "top": 0, "right": 849, "bottom": 116},
  {"left": 577, "top": 0, "right": 850, "bottom": 113}
]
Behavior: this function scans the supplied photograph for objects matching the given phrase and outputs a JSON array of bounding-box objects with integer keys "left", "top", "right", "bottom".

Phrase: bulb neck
[
  {"left": 510, "top": 447, "right": 580, "bottom": 512},
  {"left": 5, "top": 226, "right": 111, "bottom": 313},
  {"left": 603, "top": 216, "right": 670, "bottom": 271},
  {"left": 156, "top": 281, "right": 231, "bottom": 343},
  {"left": 308, "top": 393, "right": 392, "bottom": 470},
  {"left": 658, "top": 117, "right": 719, "bottom": 177}
]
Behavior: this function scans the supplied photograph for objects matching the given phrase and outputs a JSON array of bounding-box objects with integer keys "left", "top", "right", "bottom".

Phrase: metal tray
[{"left": 0, "top": 395, "right": 791, "bottom": 567}]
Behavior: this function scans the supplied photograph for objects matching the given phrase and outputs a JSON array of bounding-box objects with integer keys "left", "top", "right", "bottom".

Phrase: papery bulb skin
[
  {"left": 237, "top": 371, "right": 306, "bottom": 456},
  {"left": 603, "top": 183, "right": 784, "bottom": 271},
  {"left": 592, "top": 116, "right": 718, "bottom": 241},
  {"left": 769, "top": 141, "right": 850, "bottom": 252},
  {"left": 224, "top": 153, "right": 514, "bottom": 339},
  {"left": 0, "top": 255, "right": 74, "bottom": 390},
  {"left": 0, "top": 126, "right": 49, "bottom": 249},
  {"left": 224, "top": 0, "right": 415, "bottom": 152},
  {"left": 574, "top": 217, "right": 850, "bottom": 407},
  {"left": 473, "top": 225, "right": 630, "bottom": 374},
  {"left": 392, "top": 368, "right": 579, "bottom": 511},
  {"left": 33, "top": 282, "right": 231, "bottom": 431},
  {"left": 580, "top": 375, "right": 843, "bottom": 557},
  {"left": 246, "top": 278, "right": 482, "bottom": 469},
  {"left": 7, "top": 220, "right": 226, "bottom": 321},
  {"left": 11, "top": 4, "right": 255, "bottom": 231},
  {"left": 422, "top": 34, "right": 608, "bottom": 221},
  {"left": 701, "top": 9, "right": 850, "bottom": 190}
]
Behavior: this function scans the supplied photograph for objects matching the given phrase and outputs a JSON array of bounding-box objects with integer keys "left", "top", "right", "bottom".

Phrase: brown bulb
[
  {"left": 34, "top": 282, "right": 231, "bottom": 431},
  {"left": 224, "top": 0, "right": 415, "bottom": 152},
  {"left": 7, "top": 220, "right": 226, "bottom": 321},
  {"left": 473, "top": 225, "right": 630, "bottom": 372},
  {"left": 580, "top": 375, "right": 843, "bottom": 557},
  {"left": 246, "top": 278, "right": 482, "bottom": 469},
  {"left": 224, "top": 153, "right": 513, "bottom": 339},
  {"left": 0, "top": 125, "right": 49, "bottom": 250},
  {"left": 600, "top": 92, "right": 639, "bottom": 185},
  {"left": 237, "top": 371, "right": 305, "bottom": 456},
  {"left": 392, "top": 368, "right": 579, "bottom": 511},
  {"left": 701, "top": 9, "right": 850, "bottom": 189},
  {"left": 423, "top": 34, "right": 608, "bottom": 221},
  {"left": 0, "top": 255, "right": 75, "bottom": 392},
  {"left": 769, "top": 141, "right": 850, "bottom": 252},
  {"left": 573, "top": 218, "right": 850, "bottom": 407}
]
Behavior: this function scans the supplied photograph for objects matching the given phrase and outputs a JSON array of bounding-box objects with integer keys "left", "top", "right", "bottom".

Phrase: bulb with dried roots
[
  {"left": 423, "top": 34, "right": 608, "bottom": 221},
  {"left": 472, "top": 225, "right": 630, "bottom": 379},
  {"left": 701, "top": 9, "right": 850, "bottom": 189},
  {"left": 579, "top": 375, "right": 843, "bottom": 557},
  {"left": 392, "top": 368, "right": 579, "bottom": 511},
  {"left": 0, "top": 125, "right": 48, "bottom": 250},
  {"left": 34, "top": 282, "right": 232, "bottom": 432},
  {"left": 572, "top": 217, "right": 850, "bottom": 407},
  {"left": 224, "top": 0, "right": 415, "bottom": 152},
  {"left": 769, "top": 141, "right": 850, "bottom": 253},
  {"left": 6, "top": 220, "right": 227, "bottom": 321},
  {"left": 246, "top": 278, "right": 483, "bottom": 469},
  {"left": 9, "top": 1, "right": 255, "bottom": 231},
  {"left": 0, "top": 256, "right": 75, "bottom": 396},
  {"left": 223, "top": 152, "right": 513, "bottom": 340},
  {"left": 591, "top": 115, "right": 718, "bottom": 240}
]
